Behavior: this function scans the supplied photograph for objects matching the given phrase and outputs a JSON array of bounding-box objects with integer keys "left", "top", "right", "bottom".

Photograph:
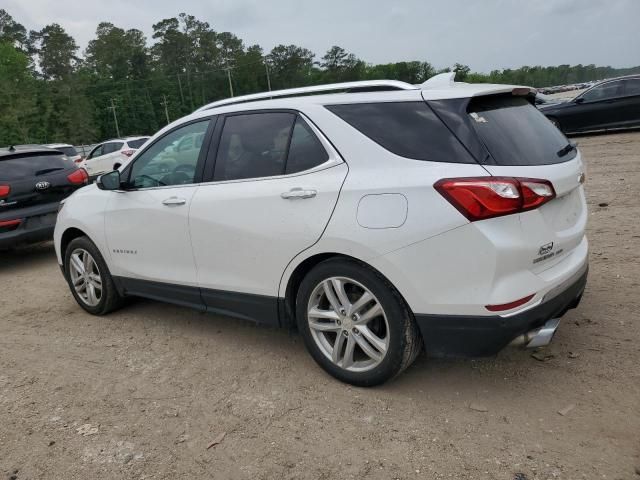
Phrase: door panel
[
  {"left": 104, "top": 119, "right": 213, "bottom": 287},
  {"left": 190, "top": 163, "right": 348, "bottom": 300},
  {"left": 104, "top": 186, "right": 200, "bottom": 285}
]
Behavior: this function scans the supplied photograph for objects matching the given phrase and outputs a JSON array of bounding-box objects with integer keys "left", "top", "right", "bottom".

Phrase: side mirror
[
  {"left": 96, "top": 170, "right": 121, "bottom": 191},
  {"left": 113, "top": 162, "right": 122, "bottom": 170},
  {"left": 574, "top": 97, "right": 585, "bottom": 104}
]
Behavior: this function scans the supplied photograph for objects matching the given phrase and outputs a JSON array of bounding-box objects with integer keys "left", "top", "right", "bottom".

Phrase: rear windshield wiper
[
  {"left": 35, "top": 167, "right": 64, "bottom": 175},
  {"left": 557, "top": 141, "right": 577, "bottom": 158}
]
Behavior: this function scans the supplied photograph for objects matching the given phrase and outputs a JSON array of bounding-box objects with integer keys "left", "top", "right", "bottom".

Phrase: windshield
[{"left": 468, "top": 95, "right": 576, "bottom": 166}]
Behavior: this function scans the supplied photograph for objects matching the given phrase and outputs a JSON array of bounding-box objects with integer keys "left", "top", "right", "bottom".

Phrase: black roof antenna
[{"left": 8, "top": 145, "right": 15, "bottom": 151}]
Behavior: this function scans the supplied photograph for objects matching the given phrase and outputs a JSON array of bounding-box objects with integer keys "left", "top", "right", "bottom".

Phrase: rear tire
[
  {"left": 64, "top": 236, "right": 124, "bottom": 315},
  {"left": 296, "top": 258, "right": 422, "bottom": 386}
]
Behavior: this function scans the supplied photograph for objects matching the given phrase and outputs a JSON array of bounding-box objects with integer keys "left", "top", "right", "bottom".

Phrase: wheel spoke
[
  {"left": 322, "top": 280, "right": 343, "bottom": 313},
  {"left": 357, "top": 302, "right": 383, "bottom": 324},
  {"left": 309, "top": 319, "right": 341, "bottom": 332},
  {"left": 308, "top": 307, "right": 340, "bottom": 321},
  {"left": 331, "top": 332, "right": 346, "bottom": 364},
  {"left": 82, "top": 251, "right": 91, "bottom": 271},
  {"left": 358, "top": 325, "right": 387, "bottom": 354},
  {"left": 350, "top": 291, "right": 373, "bottom": 315},
  {"left": 73, "top": 275, "right": 84, "bottom": 286},
  {"left": 89, "top": 273, "right": 102, "bottom": 287},
  {"left": 86, "top": 283, "right": 97, "bottom": 304},
  {"left": 354, "top": 333, "right": 382, "bottom": 362},
  {"left": 342, "top": 334, "right": 356, "bottom": 369},
  {"left": 330, "top": 278, "right": 351, "bottom": 311},
  {"left": 70, "top": 253, "right": 84, "bottom": 275}
]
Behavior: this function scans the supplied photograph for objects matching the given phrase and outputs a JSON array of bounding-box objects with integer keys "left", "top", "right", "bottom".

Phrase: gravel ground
[{"left": 1, "top": 131, "right": 639, "bottom": 480}]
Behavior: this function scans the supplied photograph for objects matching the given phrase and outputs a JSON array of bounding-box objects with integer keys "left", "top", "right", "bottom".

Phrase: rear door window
[
  {"left": 325, "top": 102, "right": 474, "bottom": 163},
  {"left": 468, "top": 95, "right": 576, "bottom": 165},
  {"left": 103, "top": 142, "right": 124, "bottom": 154},
  {"left": 0, "top": 153, "right": 75, "bottom": 181},
  {"left": 88, "top": 145, "right": 103, "bottom": 159},
  {"left": 581, "top": 81, "right": 624, "bottom": 102},
  {"left": 285, "top": 116, "right": 329, "bottom": 174},
  {"left": 126, "top": 138, "right": 149, "bottom": 149},
  {"left": 623, "top": 78, "right": 640, "bottom": 96},
  {"left": 214, "top": 113, "right": 295, "bottom": 181}
]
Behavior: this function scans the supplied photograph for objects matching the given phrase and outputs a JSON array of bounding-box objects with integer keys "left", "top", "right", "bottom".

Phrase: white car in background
[
  {"left": 54, "top": 74, "right": 588, "bottom": 386},
  {"left": 84, "top": 136, "right": 150, "bottom": 178},
  {"left": 44, "top": 143, "right": 84, "bottom": 167}
]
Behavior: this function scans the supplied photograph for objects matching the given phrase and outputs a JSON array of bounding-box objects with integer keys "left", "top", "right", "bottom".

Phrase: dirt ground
[{"left": 1, "top": 131, "right": 639, "bottom": 480}]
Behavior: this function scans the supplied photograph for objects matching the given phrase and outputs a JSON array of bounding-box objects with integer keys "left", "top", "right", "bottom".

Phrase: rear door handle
[
  {"left": 162, "top": 197, "right": 187, "bottom": 206},
  {"left": 281, "top": 188, "right": 317, "bottom": 200}
]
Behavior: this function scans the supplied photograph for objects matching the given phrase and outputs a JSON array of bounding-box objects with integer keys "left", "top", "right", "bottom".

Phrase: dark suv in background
[{"left": 0, "top": 146, "right": 88, "bottom": 249}]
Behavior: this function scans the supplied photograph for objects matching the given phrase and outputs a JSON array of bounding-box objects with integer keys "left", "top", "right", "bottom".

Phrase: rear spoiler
[{"left": 420, "top": 72, "right": 536, "bottom": 99}]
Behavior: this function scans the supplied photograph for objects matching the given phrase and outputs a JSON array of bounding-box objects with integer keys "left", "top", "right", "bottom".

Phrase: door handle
[
  {"left": 162, "top": 197, "right": 187, "bottom": 206},
  {"left": 281, "top": 188, "right": 317, "bottom": 200}
]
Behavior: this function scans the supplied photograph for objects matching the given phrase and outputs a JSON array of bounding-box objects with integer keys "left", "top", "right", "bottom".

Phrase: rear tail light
[
  {"left": 67, "top": 168, "right": 89, "bottom": 185},
  {"left": 486, "top": 294, "right": 535, "bottom": 312},
  {"left": 122, "top": 149, "right": 135, "bottom": 157},
  {"left": 434, "top": 177, "right": 555, "bottom": 221},
  {"left": 0, "top": 185, "right": 10, "bottom": 198}
]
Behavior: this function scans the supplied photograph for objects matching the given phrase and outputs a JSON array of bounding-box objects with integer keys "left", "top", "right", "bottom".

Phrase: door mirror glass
[{"left": 97, "top": 170, "right": 121, "bottom": 190}]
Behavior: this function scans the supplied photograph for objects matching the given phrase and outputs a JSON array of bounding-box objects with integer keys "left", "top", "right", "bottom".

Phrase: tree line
[{"left": 1, "top": 9, "right": 638, "bottom": 146}]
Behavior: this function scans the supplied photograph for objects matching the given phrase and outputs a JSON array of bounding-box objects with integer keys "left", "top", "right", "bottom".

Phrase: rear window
[
  {"left": 127, "top": 138, "right": 148, "bottom": 149},
  {"left": 468, "top": 96, "right": 576, "bottom": 165},
  {"left": 59, "top": 146, "right": 78, "bottom": 157},
  {"left": 325, "top": 102, "right": 474, "bottom": 163},
  {"left": 0, "top": 153, "right": 74, "bottom": 181}
]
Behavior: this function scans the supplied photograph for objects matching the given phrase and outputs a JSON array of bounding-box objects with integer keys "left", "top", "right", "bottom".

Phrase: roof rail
[{"left": 195, "top": 80, "right": 418, "bottom": 112}]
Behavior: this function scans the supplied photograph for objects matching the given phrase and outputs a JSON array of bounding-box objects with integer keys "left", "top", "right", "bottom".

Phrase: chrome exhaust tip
[{"left": 509, "top": 318, "right": 561, "bottom": 349}]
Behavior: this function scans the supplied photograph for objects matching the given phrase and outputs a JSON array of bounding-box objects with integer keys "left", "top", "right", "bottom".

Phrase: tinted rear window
[
  {"left": 0, "top": 153, "right": 74, "bottom": 181},
  {"left": 468, "top": 96, "right": 576, "bottom": 165},
  {"left": 326, "top": 102, "right": 474, "bottom": 163},
  {"left": 59, "top": 146, "right": 78, "bottom": 157},
  {"left": 127, "top": 138, "right": 148, "bottom": 149}
]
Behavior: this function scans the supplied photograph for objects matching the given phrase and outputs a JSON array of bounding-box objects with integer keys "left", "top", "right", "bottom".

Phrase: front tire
[
  {"left": 296, "top": 258, "right": 422, "bottom": 386},
  {"left": 64, "top": 236, "right": 124, "bottom": 315}
]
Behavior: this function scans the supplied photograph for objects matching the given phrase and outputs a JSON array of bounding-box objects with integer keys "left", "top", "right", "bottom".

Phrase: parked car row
[{"left": 539, "top": 75, "right": 640, "bottom": 134}]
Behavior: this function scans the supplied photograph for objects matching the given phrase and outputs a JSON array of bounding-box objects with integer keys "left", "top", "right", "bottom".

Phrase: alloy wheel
[
  {"left": 307, "top": 276, "right": 390, "bottom": 372},
  {"left": 68, "top": 248, "right": 103, "bottom": 307}
]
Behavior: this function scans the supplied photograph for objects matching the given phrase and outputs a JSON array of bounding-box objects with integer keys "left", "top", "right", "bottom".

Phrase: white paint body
[{"left": 55, "top": 80, "right": 588, "bottom": 320}]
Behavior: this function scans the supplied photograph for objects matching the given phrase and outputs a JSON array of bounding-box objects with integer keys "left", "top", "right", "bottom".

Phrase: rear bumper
[
  {"left": 415, "top": 264, "right": 588, "bottom": 358},
  {"left": 0, "top": 203, "right": 59, "bottom": 249}
]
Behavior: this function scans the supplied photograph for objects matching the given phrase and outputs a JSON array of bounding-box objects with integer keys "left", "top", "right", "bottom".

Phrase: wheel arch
[
  {"left": 60, "top": 227, "right": 97, "bottom": 274},
  {"left": 281, "top": 252, "right": 413, "bottom": 328}
]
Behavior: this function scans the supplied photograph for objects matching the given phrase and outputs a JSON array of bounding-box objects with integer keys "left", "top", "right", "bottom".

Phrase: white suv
[
  {"left": 84, "top": 136, "right": 150, "bottom": 178},
  {"left": 54, "top": 74, "right": 588, "bottom": 386}
]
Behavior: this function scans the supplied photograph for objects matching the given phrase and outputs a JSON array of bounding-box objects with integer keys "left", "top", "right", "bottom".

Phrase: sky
[{"left": 4, "top": 0, "right": 640, "bottom": 72}]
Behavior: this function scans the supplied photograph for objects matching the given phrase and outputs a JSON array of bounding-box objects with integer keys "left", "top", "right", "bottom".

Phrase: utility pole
[
  {"left": 265, "top": 60, "right": 272, "bottom": 92},
  {"left": 226, "top": 68, "right": 234, "bottom": 97},
  {"left": 177, "top": 73, "right": 185, "bottom": 105},
  {"left": 108, "top": 98, "right": 121, "bottom": 138},
  {"left": 160, "top": 95, "right": 170, "bottom": 124}
]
